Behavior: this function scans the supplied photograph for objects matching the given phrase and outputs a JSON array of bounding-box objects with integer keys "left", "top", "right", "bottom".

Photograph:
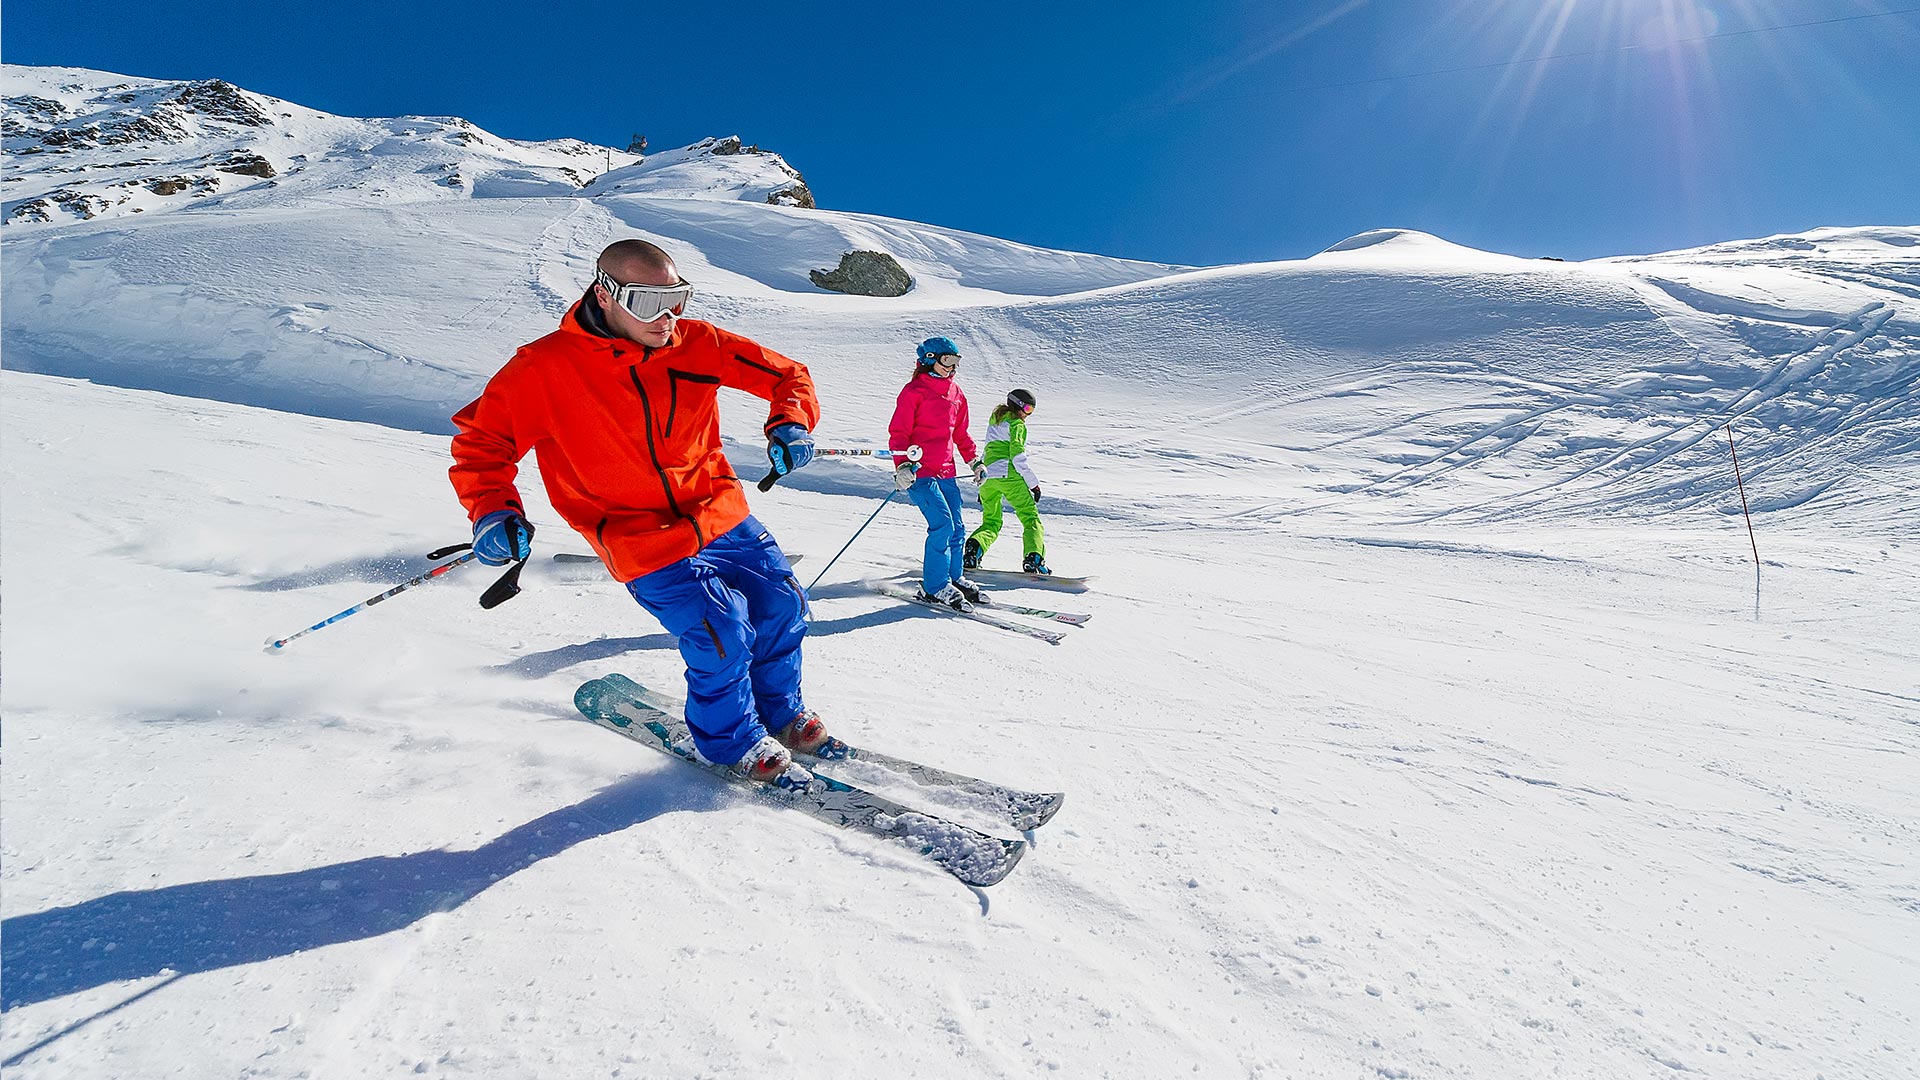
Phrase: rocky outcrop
[
  {"left": 810, "top": 251, "right": 912, "bottom": 297},
  {"left": 687, "top": 136, "right": 815, "bottom": 207},
  {"left": 212, "top": 151, "right": 275, "bottom": 178},
  {"left": 9, "top": 78, "right": 273, "bottom": 154},
  {"left": 169, "top": 80, "right": 272, "bottom": 127},
  {"left": 768, "top": 182, "right": 814, "bottom": 209},
  {"left": 6, "top": 189, "right": 112, "bottom": 222}
]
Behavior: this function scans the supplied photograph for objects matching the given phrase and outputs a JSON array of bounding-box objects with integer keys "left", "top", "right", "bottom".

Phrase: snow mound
[{"left": 1312, "top": 228, "right": 1533, "bottom": 267}]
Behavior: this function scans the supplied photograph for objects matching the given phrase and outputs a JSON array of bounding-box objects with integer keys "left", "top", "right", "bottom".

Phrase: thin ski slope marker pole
[
  {"left": 1725, "top": 423, "right": 1761, "bottom": 568},
  {"left": 1725, "top": 423, "right": 1762, "bottom": 613}
]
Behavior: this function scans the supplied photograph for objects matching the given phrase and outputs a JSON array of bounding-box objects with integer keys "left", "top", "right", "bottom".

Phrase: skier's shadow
[
  {"left": 0, "top": 771, "right": 721, "bottom": 1011},
  {"left": 492, "top": 582, "right": 921, "bottom": 678},
  {"left": 492, "top": 634, "right": 679, "bottom": 678}
]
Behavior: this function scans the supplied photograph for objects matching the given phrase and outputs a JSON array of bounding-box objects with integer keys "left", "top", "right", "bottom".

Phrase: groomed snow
[{"left": 3, "top": 65, "right": 1916, "bottom": 1080}]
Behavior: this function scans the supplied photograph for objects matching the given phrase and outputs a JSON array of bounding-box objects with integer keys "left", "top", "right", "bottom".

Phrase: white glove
[
  {"left": 893, "top": 462, "right": 918, "bottom": 491},
  {"left": 969, "top": 459, "right": 987, "bottom": 485}
]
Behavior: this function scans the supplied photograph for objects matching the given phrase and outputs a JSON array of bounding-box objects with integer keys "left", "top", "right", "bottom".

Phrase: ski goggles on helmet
[{"left": 595, "top": 269, "right": 694, "bottom": 322}]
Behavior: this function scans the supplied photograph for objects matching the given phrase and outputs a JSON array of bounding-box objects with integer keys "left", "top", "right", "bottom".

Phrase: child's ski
[
  {"left": 965, "top": 568, "right": 1092, "bottom": 592},
  {"left": 988, "top": 601, "right": 1089, "bottom": 627},
  {"left": 872, "top": 582, "right": 1065, "bottom": 645}
]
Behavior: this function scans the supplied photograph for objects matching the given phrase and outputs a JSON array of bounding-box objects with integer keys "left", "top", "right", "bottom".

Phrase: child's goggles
[{"left": 595, "top": 269, "right": 694, "bottom": 322}]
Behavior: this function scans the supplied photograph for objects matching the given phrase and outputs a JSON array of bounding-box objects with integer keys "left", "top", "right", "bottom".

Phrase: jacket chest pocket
[{"left": 664, "top": 369, "right": 722, "bottom": 440}]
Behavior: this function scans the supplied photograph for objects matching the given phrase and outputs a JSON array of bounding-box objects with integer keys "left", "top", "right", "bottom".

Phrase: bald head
[{"left": 598, "top": 239, "right": 677, "bottom": 286}]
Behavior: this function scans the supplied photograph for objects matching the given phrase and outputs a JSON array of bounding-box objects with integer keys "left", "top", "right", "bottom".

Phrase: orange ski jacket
[{"left": 450, "top": 295, "right": 819, "bottom": 582}]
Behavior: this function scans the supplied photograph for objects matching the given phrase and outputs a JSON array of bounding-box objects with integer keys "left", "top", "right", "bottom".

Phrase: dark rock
[
  {"left": 4, "top": 95, "right": 67, "bottom": 126},
  {"left": 169, "top": 80, "right": 273, "bottom": 126},
  {"left": 140, "top": 175, "right": 216, "bottom": 196},
  {"left": 809, "top": 251, "right": 912, "bottom": 297},
  {"left": 6, "top": 198, "right": 54, "bottom": 224},
  {"left": 768, "top": 183, "right": 814, "bottom": 209},
  {"left": 39, "top": 112, "right": 188, "bottom": 150},
  {"left": 213, "top": 151, "right": 276, "bottom": 178}
]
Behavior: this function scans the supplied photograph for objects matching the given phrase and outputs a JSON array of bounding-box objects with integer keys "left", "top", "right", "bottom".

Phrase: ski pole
[
  {"left": 806, "top": 492, "right": 898, "bottom": 592},
  {"left": 262, "top": 541, "right": 523, "bottom": 653},
  {"left": 803, "top": 446, "right": 922, "bottom": 592},
  {"left": 757, "top": 448, "right": 898, "bottom": 492}
]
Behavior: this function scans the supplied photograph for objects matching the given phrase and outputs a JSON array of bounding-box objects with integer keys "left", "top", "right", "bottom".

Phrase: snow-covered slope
[{"left": 3, "top": 65, "right": 1916, "bottom": 1080}]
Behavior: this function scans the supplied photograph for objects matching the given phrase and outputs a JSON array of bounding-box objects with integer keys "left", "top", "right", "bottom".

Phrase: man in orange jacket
[{"left": 450, "top": 239, "right": 833, "bottom": 784}]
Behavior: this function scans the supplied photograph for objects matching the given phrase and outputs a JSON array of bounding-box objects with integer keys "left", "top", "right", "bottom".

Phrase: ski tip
[
  {"left": 572, "top": 676, "right": 614, "bottom": 715},
  {"left": 962, "top": 839, "right": 1028, "bottom": 888},
  {"left": 1031, "top": 793, "right": 1067, "bottom": 830},
  {"left": 600, "top": 671, "right": 640, "bottom": 692}
]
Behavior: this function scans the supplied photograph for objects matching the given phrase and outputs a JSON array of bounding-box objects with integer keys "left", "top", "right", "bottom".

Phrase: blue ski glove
[
  {"left": 767, "top": 422, "right": 815, "bottom": 476},
  {"left": 473, "top": 510, "right": 534, "bottom": 566}
]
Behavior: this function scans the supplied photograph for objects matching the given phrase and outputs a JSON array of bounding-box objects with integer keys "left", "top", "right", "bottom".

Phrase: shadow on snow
[{"left": 1, "top": 773, "right": 721, "bottom": 1011}]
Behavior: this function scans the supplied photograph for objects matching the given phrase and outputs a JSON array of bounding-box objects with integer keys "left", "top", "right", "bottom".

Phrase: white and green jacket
[{"left": 980, "top": 413, "right": 1039, "bottom": 488}]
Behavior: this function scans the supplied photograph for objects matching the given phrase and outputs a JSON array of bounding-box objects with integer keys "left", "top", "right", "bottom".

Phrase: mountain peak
[{"left": 1, "top": 63, "right": 814, "bottom": 228}]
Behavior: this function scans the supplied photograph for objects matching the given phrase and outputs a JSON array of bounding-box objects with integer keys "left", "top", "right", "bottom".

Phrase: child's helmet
[
  {"left": 1007, "top": 388, "right": 1036, "bottom": 412},
  {"left": 916, "top": 336, "right": 959, "bottom": 364}
]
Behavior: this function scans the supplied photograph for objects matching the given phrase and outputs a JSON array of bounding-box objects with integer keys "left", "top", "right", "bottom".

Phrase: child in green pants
[{"left": 965, "top": 389, "right": 1050, "bottom": 575}]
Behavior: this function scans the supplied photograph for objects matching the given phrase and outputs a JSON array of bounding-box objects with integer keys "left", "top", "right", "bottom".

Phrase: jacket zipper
[{"left": 628, "top": 353, "right": 704, "bottom": 548}]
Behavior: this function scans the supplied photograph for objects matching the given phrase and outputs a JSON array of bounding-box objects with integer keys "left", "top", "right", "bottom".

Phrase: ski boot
[
  {"left": 775, "top": 709, "right": 849, "bottom": 760},
  {"left": 1023, "top": 552, "right": 1052, "bottom": 576},
  {"left": 731, "top": 735, "right": 812, "bottom": 785},
  {"left": 953, "top": 576, "right": 991, "bottom": 606},
  {"left": 920, "top": 582, "right": 973, "bottom": 612},
  {"left": 963, "top": 537, "right": 983, "bottom": 570}
]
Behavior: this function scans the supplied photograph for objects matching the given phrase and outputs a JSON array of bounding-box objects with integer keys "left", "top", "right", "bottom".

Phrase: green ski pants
[{"left": 970, "top": 477, "right": 1046, "bottom": 558}]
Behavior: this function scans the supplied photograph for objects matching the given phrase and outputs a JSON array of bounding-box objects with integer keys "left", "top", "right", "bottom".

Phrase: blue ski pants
[
  {"left": 624, "top": 515, "right": 808, "bottom": 766},
  {"left": 907, "top": 477, "right": 966, "bottom": 596}
]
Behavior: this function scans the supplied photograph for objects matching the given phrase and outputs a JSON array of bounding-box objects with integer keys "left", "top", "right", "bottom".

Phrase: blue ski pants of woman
[
  {"left": 907, "top": 476, "right": 966, "bottom": 596},
  {"left": 624, "top": 515, "right": 808, "bottom": 767}
]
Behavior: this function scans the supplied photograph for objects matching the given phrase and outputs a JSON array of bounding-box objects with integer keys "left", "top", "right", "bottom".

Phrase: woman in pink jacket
[{"left": 889, "top": 336, "right": 988, "bottom": 610}]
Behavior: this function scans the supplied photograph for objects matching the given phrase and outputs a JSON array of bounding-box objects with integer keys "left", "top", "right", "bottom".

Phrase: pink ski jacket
[{"left": 887, "top": 371, "right": 977, "bottom": 480}]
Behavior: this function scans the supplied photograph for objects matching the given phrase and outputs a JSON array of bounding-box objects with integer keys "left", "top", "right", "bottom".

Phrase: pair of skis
[
  {"left": 573, "top": 673, "right": 1063, "bottom": 888},
  {"left": 872, "top": 574, "right": 1094, "bottom": 646},
  {"left": 871, "top": 582, "right": 1084, "bottom": 645}
]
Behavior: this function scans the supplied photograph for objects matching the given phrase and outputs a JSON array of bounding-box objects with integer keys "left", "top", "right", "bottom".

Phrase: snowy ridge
[{"left": 1, "top": 65, "right": 807, "bottom": 226}]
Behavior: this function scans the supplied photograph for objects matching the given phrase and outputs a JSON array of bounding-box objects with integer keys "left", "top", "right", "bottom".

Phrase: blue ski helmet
[{"left": 916, "top": 336, "right": 959, "bottom": 364}]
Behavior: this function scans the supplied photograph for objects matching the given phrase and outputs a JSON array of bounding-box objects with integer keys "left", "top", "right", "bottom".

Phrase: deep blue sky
[{"left": 7, "top": 0, "right": 1917, "bottom": 264}]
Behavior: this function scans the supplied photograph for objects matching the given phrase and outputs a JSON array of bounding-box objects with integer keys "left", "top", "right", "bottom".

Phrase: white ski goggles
[{"left": 595, "top": 269, "right": 694, "bottom": 322}]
